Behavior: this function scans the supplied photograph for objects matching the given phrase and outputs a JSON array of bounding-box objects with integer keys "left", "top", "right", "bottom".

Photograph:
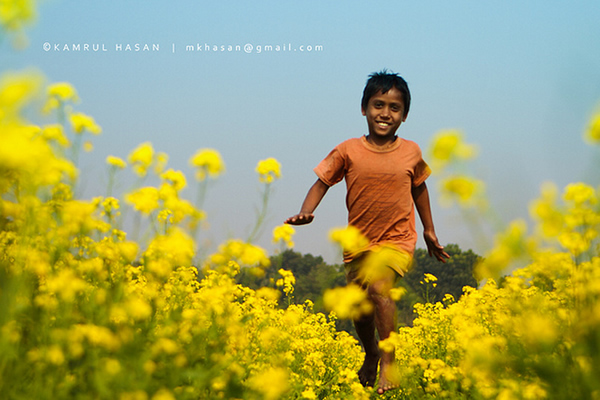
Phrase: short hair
[{"left": 361, "top": 70, "right": 411, "bottom": 118}]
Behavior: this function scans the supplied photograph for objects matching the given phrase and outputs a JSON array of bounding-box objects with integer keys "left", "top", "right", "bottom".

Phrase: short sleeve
[
  {"left": 313, "top": 146, "right": 347, "bottom": 187},
  {"left": 412, "top": 147, "right": 431, "bottom": 187}
]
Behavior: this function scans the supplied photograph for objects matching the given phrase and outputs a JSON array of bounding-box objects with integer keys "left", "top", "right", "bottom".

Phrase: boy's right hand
[{"left": 284, "top": 213, "right": 314, "bottom": 225}]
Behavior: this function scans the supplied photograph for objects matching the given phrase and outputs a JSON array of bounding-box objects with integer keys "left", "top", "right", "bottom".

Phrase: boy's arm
[
  {"left": 285, "top": 179, "right": 329, "bottom": 225},
  {"left": 412, "top": 182, "right": 450, "bottom": 262}
]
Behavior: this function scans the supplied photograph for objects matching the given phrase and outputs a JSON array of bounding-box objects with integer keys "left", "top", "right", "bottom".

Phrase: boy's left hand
[{"left": 423, "top": 231, "right": 450, "bottom": 263}]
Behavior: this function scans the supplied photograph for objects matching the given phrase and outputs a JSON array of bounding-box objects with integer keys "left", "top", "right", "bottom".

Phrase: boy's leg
[
  {"left": 368, "top": 268, "right": 399, "bottom": 394},
  {"left": 346, "top": 259, "right": 380, "bottom": 387},
  {"left": 352, "top": 308, "right": 380, "bottom": 387}
]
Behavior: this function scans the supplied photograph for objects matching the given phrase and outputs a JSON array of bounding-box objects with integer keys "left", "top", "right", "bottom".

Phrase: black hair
[{"left": 361, "top": 70, "right": 411, "bottom": 118}]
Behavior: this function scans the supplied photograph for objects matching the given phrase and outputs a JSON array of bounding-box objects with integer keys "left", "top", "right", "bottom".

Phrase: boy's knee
[{"left": 367, "top": 276, "right": 395, "bottom": 298}]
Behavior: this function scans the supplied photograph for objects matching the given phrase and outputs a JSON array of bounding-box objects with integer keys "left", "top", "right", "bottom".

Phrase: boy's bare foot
[
  {"left": 358, "top": 353, "right": 380, "bottom": 387},
  {"left": 376, "top": 355, "right": 399, "bottom": 395}
]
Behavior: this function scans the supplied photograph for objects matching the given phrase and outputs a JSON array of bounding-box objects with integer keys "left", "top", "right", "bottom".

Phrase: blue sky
[{"left": 3, "top": 1, "right": 600, "bottom": 263}]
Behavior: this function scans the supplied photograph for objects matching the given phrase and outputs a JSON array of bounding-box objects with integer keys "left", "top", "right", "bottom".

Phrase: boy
[{"left": 285, "top": 71, "right": 450, "bottom": 395}]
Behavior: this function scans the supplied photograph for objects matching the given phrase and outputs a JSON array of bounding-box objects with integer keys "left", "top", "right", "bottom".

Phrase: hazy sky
[{"left": 3, "top": 1, "right": 600, "bottom": 263}]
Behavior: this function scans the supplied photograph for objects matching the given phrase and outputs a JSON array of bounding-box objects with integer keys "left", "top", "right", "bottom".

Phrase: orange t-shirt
[{"left": 314, "top": 136, "right": 431, "bottom": 262}]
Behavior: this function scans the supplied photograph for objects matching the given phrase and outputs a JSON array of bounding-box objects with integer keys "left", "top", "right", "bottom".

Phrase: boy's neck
[{"left": 366, "top": 134, "right": 398, "bottom": 149}]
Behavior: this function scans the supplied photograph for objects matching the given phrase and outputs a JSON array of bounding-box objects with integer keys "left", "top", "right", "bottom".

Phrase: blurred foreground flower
[
  {"left": 189, "top": 148, "right": 225, "bottom": 180},
  {"left": 44, "top": 82, "right": 79, "bottom": 113},
  {"left": 329, "top": 225, "right": 368, "bottom": 255},
  {"left": 0, "top": 70, "right": 43, "bottom": 122},
  {"left": 440, "top": 175, "right": 485, "bottom": 208},
  {"left": 106, "top": 155, "right": 126, "bottom": 169},
  {"left": 128, "top": 142, "right": 154, "bottom": 177},
  {"left": 0, "top": 0, "right": 36, "bottom": 47},
  {"left": 584, "top": 110, "right": 600, "bottom": 144},
  {"left": 428, "top": 129, "right": 477, "bottom": 172},
  {"left": 256, "top": 157, "right": 281, "bottom": 183},
  {"left": 247, "top": 367, "right": 289, "bottom": 400},
  {"left": 476, "top": 219, "right": 535, "bottom": 280},
  {"left": 125, "top": 187, "right": 160, "bottom": 215},
  {"left": 160, "top": 169, "right": 187, "bottom": 192},
  {"left": 323, "top": 284, "right": 372, "bottom": 319},
  {"left": 69, "top": 112, "right": 101, "bottom": 135}
]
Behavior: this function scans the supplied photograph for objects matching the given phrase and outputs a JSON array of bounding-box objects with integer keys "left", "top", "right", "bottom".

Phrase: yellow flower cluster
[
  {"left": 329, "top": 225, "right": 369, "bottom": 255},
  {"left": 323, "top": 284, "right": 373, "bottom": 320},
  {"left": 0, "top": 0, "right": 35, "bottom": 48},
  {"left": 189, "top": 148, "right": 225, "bottom": 181},
  {"left": 256, "top": 157, "right": 281, "bottom": 183},
  {"left": 428, "top": 129, "right": 477, "bottom": 172},
  {"left": 428, "top": 130, "right": 486, "bottom": 210},
  {"left": 43, "top": 82, "right": 79, "bottom": 113},
  {"left": 0, "top": 71, "right": 368, "bottom": 397},
  {"left": 272, "top": 223, "right": 296, "bottom": 248},
  {"left": 530, "top": 181, "right": 600, "bottom": 257},
  {"left": 276, "top": 268, "right": 296, "bottom": 296},
  {"left": 106, "top": 155, "right": 127, "bottom": 169}
]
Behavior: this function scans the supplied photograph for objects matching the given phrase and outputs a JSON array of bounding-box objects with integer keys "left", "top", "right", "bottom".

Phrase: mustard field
[{"left": 2, "top": 1, "right": 600, "bottom": 399}]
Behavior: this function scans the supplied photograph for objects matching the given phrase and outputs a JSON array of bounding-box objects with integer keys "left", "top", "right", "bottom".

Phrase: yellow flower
[
  {"left": 329, "top": 225, "right": 368, "bottom": 255},
  {"left": 559, "top": 231, "right": 591, "bottom": 256},
  {"left": 0, "top": 0, "right": 36, "bottom": 32},
  {"left": 256, "top": 157, "right": 281, "bottom": 183},
  {"left": 363, "top": 245, "right": 412, "bottom": 281},
  {"left": 272, "top": 224, "right": 295, "bottom": 248},
  {"left": 69, "top": 112, "right": 101, "bottom": 135},
  {"left": 41, "top": 124, "right": 70, "bottom": 147},
  {"left": 563, "top": 182, "right": 597, "bottom": 206},
  {"left": 440, "top": 175, "right": 484, "bottom": 207},
  {"left": 160, "top": 169, "right": 187, "bottom": 191},
  {"left": 389, "top": 287, "right": 406, "bottom": 301},
  {"left": 125, "top": 187, "right": 160, "bottom": 215},
  {"left": 151, "top": 389, "right": 175, "bottom": 400},
  {"left": 530, "top": 182, "right": 564, "bottom": 237},
  {"left": 428, "top": 129, "right": 477, "bottom": 171},
  {"left": 0, "top": 70, "right": 43, "bottom": 122},
  {"left": 145, "top": 227, "right": 195, "bottom": 267},
  {"left": 106, "top": 155, "right": 126, "bottom": 169},
  {"left": 128, "top": 142, "right": 154, "bottom": 177},
  {"left": 301, "top": 388, "right": 317, "bottom": 399},
  {"left": 46, "top": 345, "right": 65, "bottom": 365},
  {"left": 584, "top": 110, "right": 600, "bottom": 144},
  {"left": 47, "top": 82, "right": 78, "bottom": 102},
  {"left": 276, "top": 268, "right": 296, "bottom": 295},
  {"left": 189, "top": 148, "right": 225, "bottom": 180},
  {"left": 83, "top": 140, "right": 93, "bottom": 152},
  {"left": 125, "top": 297, "right": 153, "bottom": 321},
  {"left": 323, "top": 284, "right": 373, "bottom": 320},
  {"left": 43, "top": 82, "right": 79, "bottom": 112},
  {"left": 247, "top": 367, "right": 289, "bottom": 400},
  {"left": 101, "top": 197, "right": 120, "bottom": 214},
  {"left": 476, "top": 219, "right": 534, "bottom": 279},
  {"left": 207, "top": 239, "right": 270, "bottom": 270},
  {"left": 153, "top": 151, "right": 169, "bottom": 174}
]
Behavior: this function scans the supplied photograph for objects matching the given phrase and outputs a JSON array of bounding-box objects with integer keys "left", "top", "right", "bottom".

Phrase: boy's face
[{"left": 361, "top": 87, "right": 406, "bottom": 140}]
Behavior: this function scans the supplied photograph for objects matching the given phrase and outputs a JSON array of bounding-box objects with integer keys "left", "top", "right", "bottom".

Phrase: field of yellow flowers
[{"left": 3, "top": 2, "right": 600, "bottom": 399}]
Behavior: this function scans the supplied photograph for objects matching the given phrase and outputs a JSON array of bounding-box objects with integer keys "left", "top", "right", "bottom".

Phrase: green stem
[{"left": 247, "top": 183, "right": 271, "bottom": 243}]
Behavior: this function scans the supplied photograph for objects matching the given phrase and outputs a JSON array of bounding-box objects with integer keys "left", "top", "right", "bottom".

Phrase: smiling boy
[{"left": 285, "top": 71, "right": 449, "bottom": 395}]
